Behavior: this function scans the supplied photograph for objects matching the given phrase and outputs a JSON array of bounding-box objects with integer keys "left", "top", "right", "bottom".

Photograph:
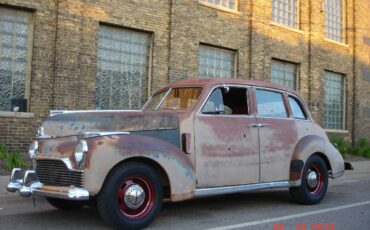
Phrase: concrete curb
[{"left": 1, "top": 161, "right": 369, "bottom": 199}]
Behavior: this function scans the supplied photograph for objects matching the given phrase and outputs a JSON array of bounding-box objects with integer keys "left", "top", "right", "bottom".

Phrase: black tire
[
  {"left": 46, "top": 197, "right": 85, "bottom": 211},
  {"left": 97, "top": 162, "right": 163, "bottom": 230},
  {"left": 290, "top": 155, "right": 328, "bottom": 204}
]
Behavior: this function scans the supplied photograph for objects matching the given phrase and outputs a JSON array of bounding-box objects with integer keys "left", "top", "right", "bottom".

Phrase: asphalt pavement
[{"left": 0, "top": 161, "right": 369, "bottom": 230}]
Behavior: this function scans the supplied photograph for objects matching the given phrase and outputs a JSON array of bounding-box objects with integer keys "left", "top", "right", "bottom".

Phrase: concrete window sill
[
  {"left": 270, "top": 22, "right": 304, "bottom": 35},
  {"left": 0, "top": 112, "right": 34, "bottom": 118},
  {"left": 324, "top": 38, "right": 349, "bottom": 48},
  {"left": 324, "top": 129, "right": 349, "bottom": 134}
]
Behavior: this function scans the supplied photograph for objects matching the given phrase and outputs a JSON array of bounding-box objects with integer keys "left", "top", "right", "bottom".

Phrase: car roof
[{"left": 166, "top": 78, "right": 300, "bottom": 96}]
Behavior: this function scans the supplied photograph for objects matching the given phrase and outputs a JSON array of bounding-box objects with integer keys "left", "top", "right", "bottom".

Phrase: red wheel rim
[
  {"left": 306, "top": 165, "right": 324, "bottom": 195},
  {"left": 116, "top": 175, "right": 155, "bottom": 220}
]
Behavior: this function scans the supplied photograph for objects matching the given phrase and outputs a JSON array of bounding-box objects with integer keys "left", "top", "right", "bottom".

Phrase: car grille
[{"left": 36, "top": 159, "right": 84, "bottom": 188}]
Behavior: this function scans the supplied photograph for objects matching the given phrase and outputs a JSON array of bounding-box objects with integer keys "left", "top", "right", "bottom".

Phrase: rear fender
[{"left": 289, "top": 135, "right": 344, "bottom": 186}]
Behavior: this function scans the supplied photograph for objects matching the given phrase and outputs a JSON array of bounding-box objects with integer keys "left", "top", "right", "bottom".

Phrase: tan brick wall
[
  {"left": 0, "top": 0, "right": 57, "bottom": 153},
  {"left": 354, "top": 0, "right": 370, "bottom": 141},
  {"left": 0, "top": 114, "right": 37, "bottom": 151},
  {"left": 51, "top": 0, "right": 171, "bottom": 109},
  {"left": 0, "top": 0, "right": 369, "bottom": 155},
  {"left": 168, "top": 0, "right": 250, "bottom": 81}
]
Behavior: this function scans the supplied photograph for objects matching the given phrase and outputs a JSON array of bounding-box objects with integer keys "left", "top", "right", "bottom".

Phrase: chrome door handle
[{"left": 249, "top": 123, "right": 270, "bottom": 128}]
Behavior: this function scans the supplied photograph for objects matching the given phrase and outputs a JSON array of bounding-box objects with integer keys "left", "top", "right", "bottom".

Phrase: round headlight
[
  {"left": 28, "top": 141, "right": 38, "bottom": 158},
  {"left": 75, "top": 140, "right": 88, "bottom": 165}
]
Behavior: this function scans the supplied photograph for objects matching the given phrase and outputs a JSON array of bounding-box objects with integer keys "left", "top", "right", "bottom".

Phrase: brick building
[{"left": 0, "top": 0, "right": 369, "bottom": 154}]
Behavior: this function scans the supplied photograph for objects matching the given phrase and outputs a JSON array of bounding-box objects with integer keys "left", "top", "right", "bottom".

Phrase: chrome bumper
[{"left": 6, "top": 168, "right": 89, "bottom": 200}]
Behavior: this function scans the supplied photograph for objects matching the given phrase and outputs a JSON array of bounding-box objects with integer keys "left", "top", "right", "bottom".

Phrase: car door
[
  {"left": 194, "top": 86, "right": 259, "bottom": 187},
  {"left": 254, "top": 88, "right": 298, "bottom": 182}
]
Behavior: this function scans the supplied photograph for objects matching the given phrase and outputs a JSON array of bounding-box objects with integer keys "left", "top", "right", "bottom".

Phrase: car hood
[{"left": 41, "top": 110, "right": 179, "bottom": 138}]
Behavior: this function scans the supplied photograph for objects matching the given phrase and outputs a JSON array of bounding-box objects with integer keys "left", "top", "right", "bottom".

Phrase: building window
[
  {"left": 0, "top": 8, "right": 33, "bottom": 111},
  {"left": 272, "top": 0, "right": 298, "bottom": 28},
  {"left": 199, "top": 0, "right": 238, "bottom": 11},
  {"left": 324, "top": 71, "right": 345, "bottom": 130},
  {"left": 325, "top": 0, "right": 343, "bottom": 42},
  {"left": 96, "top": 26, "right": 151, "bottom": 110},
  {"left": 199, "top": 45, "right": 235, "bottom": 79},
  {"left": 271, "top": 60, "right": 297, "bottom": 89}
]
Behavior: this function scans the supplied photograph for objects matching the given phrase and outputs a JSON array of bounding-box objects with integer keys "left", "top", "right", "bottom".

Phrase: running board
[{"left": 194, "top": 181, "right": 289, "bottom": 198}]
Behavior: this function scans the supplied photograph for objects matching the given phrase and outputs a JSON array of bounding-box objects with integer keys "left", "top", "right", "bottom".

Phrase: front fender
[
  {"left": 84, "top": 134, "right": 196, "bottom": 201},
  {"left": 289, "top": 135, "right": 344, "bottom": 184}
]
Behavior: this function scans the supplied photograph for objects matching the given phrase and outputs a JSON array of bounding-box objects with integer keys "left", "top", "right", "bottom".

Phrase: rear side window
[
  {"left": 288, "top": 96, "right": 307, "bottom": 120},
  {"left": 256, "top": 90, "right": 287, "bottom": 118}
]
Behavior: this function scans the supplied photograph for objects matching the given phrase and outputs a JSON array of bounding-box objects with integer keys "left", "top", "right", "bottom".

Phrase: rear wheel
[
  {"left": 46, "top": 197, "right": 85, "bottom": 210},
  {"left": 97, "top": 162, "right": 162, "bottom": 230},
  {"left": 290, "top": 155, "right": 328, "bottom": 204}
]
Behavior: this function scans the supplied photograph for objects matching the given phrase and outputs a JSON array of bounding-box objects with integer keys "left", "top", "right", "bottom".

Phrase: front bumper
[{"left": 6, "top": 168, "right": 89, "bottom": 200}]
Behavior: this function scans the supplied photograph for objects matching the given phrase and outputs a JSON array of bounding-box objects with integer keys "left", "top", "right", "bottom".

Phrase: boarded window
[
  {"left": 324, "top": 71, "right": 345, "bottom": 129},
  {"left": 199, "top": 45, "right": 235, "bottom": 79},
  {"left": 159, "top": 88, "right": 203, "bottom": 110},
  {"left": 272, "top": 0, "right": 298, "bottom": 28},
  {"left": 96, "top": 26, "right": 150, "bottom": 110},
  {"left": 325, "top": 0, "right": 343, "bottom": 42},
  {"left": 271, "top": 60, "right": 297, "bottom": 89},
  {"left": 0, "top": 8, "right": 33, "bottom": 111}
]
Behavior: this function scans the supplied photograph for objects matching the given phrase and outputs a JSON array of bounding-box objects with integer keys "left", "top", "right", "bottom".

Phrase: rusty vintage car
[{"left": 7, "top": 79, "right": 348, "bottom": 229}]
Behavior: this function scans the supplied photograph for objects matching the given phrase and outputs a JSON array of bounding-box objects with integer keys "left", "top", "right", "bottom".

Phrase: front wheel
[
  {"left": 290, "top": 155, "right": 328, "bottom": 204},
  {"left": 97, "top": 162, "right": 163, "bottom": 230}
]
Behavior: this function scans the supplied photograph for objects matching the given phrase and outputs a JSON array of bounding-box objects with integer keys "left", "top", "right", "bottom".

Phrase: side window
[
  {"left": 256, "top": 90, "right": 288, "bottom": 118},
  {"left": 202, "top": 87, "right": 249, "bottom": 115},
  {"left": 288, "top": 96, "right": 307, "bottom": 120}
]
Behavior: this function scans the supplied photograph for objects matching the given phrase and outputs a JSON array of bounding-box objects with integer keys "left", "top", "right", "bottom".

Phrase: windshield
[
  {"left": 144, "top": 87, "right": 202, "bottom": 111},
  {"left": 144, "top": 89, "right": 168, "bottom": 111}
]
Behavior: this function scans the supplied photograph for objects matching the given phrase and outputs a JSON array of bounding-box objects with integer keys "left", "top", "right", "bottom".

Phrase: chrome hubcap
[
  {"left": 124, "top": 184, "right": 145, "bottom": 209},
  {"left": 306, "top": 170, "right": 318, "bottom": 188}
]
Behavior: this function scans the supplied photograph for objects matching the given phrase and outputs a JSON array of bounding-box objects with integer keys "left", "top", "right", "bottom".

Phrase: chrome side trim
[
  {"left": 37, "top": 135, "right": 53, "bottom": 139},
  {"left": 49, "top": 109, "right": 140, "bottom": 116},
  {"left": 83, "top": 131, "right": 130, "bottom": 138},
  {"left": 194, "top": 181, "right": 289, "bottom": 198}
]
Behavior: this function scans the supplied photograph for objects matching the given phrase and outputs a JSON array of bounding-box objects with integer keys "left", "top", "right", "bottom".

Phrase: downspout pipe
[{"left": 51, "top": 0, "right": 60, "bottom": 109}]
